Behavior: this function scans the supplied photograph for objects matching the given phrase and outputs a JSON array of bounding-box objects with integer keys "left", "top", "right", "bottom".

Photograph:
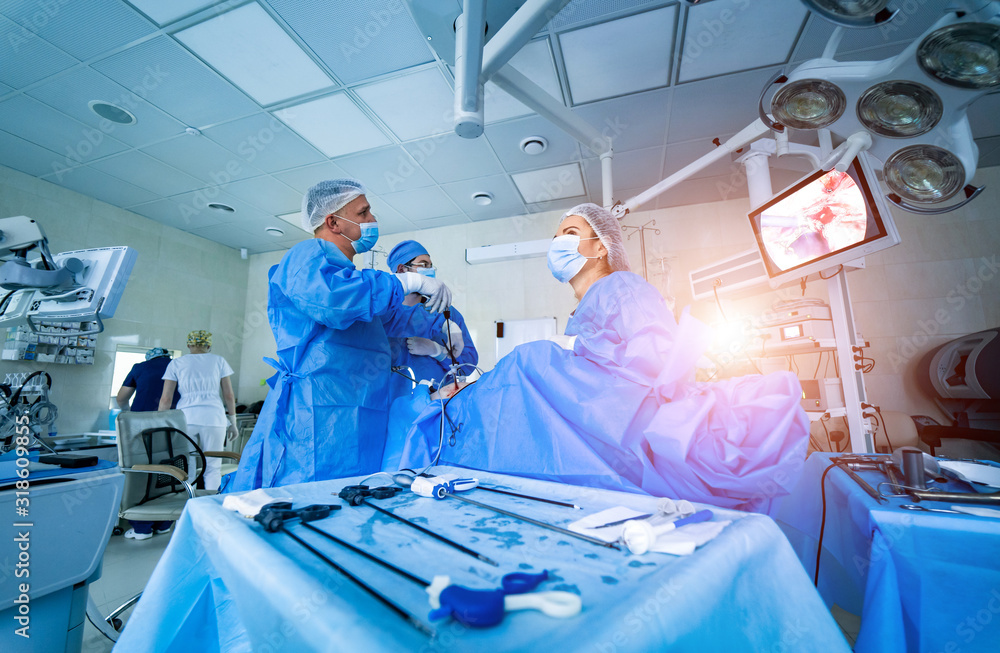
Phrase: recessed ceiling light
[
  {"left": 207, "top": 203, "right": 234, "bottom": 212},
  {"left": 88, "top": 100, "right": 136, "bottom": 125},
  {"left": 265, "top": 227, "right": 285, "bottom": 237},
  {"left": 520, "top": 136, "right": 548, "bottom": 155},
  {"left": 472, "top": 192, "right": 494, "bottom": 206}
]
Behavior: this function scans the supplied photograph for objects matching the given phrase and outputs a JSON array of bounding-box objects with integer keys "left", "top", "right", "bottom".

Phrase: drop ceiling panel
[
  {"left": 189, "top": 223, "right": 273, "bottom": 252},
  {"left": 124, "top": 0, "right": 220, "bottom": 26},
  {"left": 266, "top": 0, "right": 434, "bottom": 84},
  {"left": 977, "top": 136, "right": 1000, "bottom": 168},
  {"left": 379, "top": 186, "right": 462, "bottom": 222},
  {"left": 275, "top": 211, "right": 310, "bottom": 235},
  {"left": 548, "top": 0, "right": 665, "bottom": 31},
  {"left": 273, "top": 93, "right": 391, "bottom": 157},
  {"left": 42, "top": 165, "right": 158, "bottom": 207},
  {"left": 441, "top": 175, "right": 528, "bottom": 221},
  {"left": 335, "top": 146, "right": 435, "bottom": 195},
  {"left": 90, "top": 150, "right": 204, "bottom": 196},
  {"left": 128, "top": 198, "right": 206, "bottom": 231},
  {"left": 582, "top": 146, "right": 665, "bottom": 197},
  {"left": 273, "top": 161, "right": 351, "bottom": 194},
  {"left": 221, "top": 175, "right": 302, "bottom": 215},
  {"left": 791, "top": 11, "right": 943, "bottom": 63},
  {"left": 175, "top": 3, "right": 333, "bottom": 106},
  {"left": 663, "top": 135, "right": 738, "bottom": 181},
  {"left": 168, "top": 188, "right": 272, "bottom": 230},
  {"left": 968, "top": 93, "right": 1000, "bottom": 139},
  {"left": 0, "top": 95, "right": 129, "bottom": 163},
  {"left": 483, "top": 38, "right": 565, "bottom": 123},
  {"left": 141, "top": 134, "right": 265, "bottom": 184},
  {"left": 355, "top": 68, "right": 454, "bottom": 141},
  {"left": 483, "top": 115, "right": 582, "bottom": 173},
  {"left": 0, "top": 81, "right": 11, "bottom": 96},
  {"left": 92, "top": 36, "right": 259, "bottom": 128},
  {"left": 202, "top": 113, "right": 325, "bottom": 173},
  {"left": 403, "top": 214, "right": 470, "bottom": 229},
  {"left": 525, "top": 197, "right": 582, "bottom": 214},
  {"left": 0, "top": 15, "right": 78, "bottom": 88},
  {"left": 560, "top": 6, "right": 675, "bottom": 105},
  {"left": 0, "top": 129, "right": 63, "bottom": 177},
  {"left": 403, "top": 133, "right": 503, "bottom": 184},
  {"left": 367, "top": 201, "right": 417, "bottom": 235},
  {"left": 26, "top": 67, "right": 187, "bottom": 148},
  {"left": 571, "top": 88, "right": 670, "bottom": 153},
  {"left": 668, "top": 66, "right": 782, "bottom": 142},
  {"left": 512, "top": 163, "right": 586, "bottom": 203}
]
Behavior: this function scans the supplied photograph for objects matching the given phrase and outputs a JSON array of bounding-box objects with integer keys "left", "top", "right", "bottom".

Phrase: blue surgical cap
[
  {"left": 145, "top": 347, "right": 169, "bottom": 361},
  {"left": 387, "top": 240, "right": 429, "bottom": 272}
]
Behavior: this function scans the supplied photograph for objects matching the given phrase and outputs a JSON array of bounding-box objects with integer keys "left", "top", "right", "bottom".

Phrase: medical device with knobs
[
  {"left": 412, "top": 474, "right": 478, "bottom": 499},
  {"left": 622, "top": 509, "right": 714, "bottom": 555}
]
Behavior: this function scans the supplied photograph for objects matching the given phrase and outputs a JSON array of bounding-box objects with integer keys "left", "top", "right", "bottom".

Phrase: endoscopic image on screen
[{"left": 758, "top": 170, "right": 867, "bottom": 272}]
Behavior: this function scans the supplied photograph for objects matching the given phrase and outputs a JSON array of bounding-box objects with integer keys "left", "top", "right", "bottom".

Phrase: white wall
[{"left": 0, "top": 164, "right": 250, "bottom": 434}]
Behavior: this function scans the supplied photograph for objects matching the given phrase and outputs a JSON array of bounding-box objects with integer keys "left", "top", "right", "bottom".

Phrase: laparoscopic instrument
[
  {"left": 395, "top": 471, "right": 581, "bottom": 509},
  {"left": 899, "top": 504, "right": 964, "bottom": 514},
  {"left": 337, "top": 484, "right": 499, "bottom": 567},
  {"left": 590, "top": 498, "right": 697, "bottom": 530}
]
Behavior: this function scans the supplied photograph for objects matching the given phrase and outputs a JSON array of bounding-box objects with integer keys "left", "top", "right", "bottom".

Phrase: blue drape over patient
[{"left": 391, "top": 272, "right": 809, "bottom": 511}]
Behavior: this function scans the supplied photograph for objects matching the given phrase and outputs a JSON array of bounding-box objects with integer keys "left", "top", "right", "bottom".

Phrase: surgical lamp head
[{"left": 301, "top": 179, "right": 367, "bottom": 233}]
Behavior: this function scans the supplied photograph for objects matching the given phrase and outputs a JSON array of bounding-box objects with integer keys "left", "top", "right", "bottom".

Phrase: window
[{"left": 108, "top": 345, "right": 182, "bottom": 409}]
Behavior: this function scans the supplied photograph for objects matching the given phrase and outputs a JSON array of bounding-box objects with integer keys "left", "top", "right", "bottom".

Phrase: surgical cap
[
  {"left": 187, "top": 330, "right": 212, "bottom": 348},
  {"left": 301, "top": 179, "right": 367, "bottom": 233},
  {"left": 563, "top": 203, "right": 631, "bottom": 273},
  {"left": 387, "top": 240, "right": 429, "bottom": 271},
  {"left": 145, "top": 347, "right": 169, "bottom": 361}
]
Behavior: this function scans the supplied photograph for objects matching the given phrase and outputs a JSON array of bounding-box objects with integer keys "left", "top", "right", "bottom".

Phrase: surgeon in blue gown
[
  {"left": 230, "top": 179, "right": 457, "bottom": 490},
  {"left": 394, "top": 203, "right": 809, "bottom": 512}
]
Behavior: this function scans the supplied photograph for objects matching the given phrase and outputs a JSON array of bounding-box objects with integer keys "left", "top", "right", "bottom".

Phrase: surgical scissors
[{"left": 899, "top": 504, "right": 963, "bottom": 514}]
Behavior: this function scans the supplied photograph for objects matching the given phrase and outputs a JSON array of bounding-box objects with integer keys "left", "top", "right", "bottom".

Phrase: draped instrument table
[
  {"left": 772, "top": 452, "right": 1000, "bottom": 653},
  {"left": 114, "top": 467, "right": 848, "bottom": 652}
]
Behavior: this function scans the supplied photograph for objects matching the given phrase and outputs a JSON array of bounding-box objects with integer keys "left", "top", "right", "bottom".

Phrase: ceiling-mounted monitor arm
[{"left": 887, "top": 184, "right": 985, "bottom": 214}]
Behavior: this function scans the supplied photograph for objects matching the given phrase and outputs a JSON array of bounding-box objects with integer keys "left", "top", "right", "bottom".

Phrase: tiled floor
[{"left": 82, "top": 526, "right": 174, "bottom": 652}]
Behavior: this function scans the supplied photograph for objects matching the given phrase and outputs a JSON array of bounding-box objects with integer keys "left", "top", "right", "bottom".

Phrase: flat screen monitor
[{"left": 747, "top": 153, "right": 900, "bottom": 289}]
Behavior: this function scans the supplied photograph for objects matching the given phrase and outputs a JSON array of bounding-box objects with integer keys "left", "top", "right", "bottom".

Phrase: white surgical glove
[
  {"left": 443, "top": 322, "right": 464, "bottom": 357},
  {"left": 226, "top": 415, "right": 239, "bottom": 443},
  {"left": 395, "top": 272, "right": 452, "bottom": 313},
  {"left": 407, "top": 337, "right": 448, "bottom": 360}
]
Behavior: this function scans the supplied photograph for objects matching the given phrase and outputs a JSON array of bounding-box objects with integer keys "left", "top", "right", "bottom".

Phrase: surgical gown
[
  {"left": 393, "top": 271, "right": 809, "bottom": 512},
  {"left": 230, "top": 239, "right": 445, "bottom": 491}
]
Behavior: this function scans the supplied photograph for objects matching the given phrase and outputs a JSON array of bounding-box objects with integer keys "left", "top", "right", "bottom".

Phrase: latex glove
[
  {"left": 395, "top": 272, "right": 452, "bottom": 313},
  {"left": 226, "top": 415, "right": 239, "bottom": 443},
  {"left": 407, "top": 337, "right": 448, "bottom": 361},
  {"left": 443, "top": 322, "right": 464, "bottom": 357}
]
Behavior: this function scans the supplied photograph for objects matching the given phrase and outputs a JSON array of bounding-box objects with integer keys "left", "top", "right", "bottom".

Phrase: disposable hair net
[
  {"left": 563, "top": 203, "right": 631, "bottom": 273},
  {"left": 301, "top": 179, "right": 366, "bottom": 233}
]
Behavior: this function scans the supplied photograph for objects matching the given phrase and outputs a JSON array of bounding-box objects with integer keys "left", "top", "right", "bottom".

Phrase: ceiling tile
[
  {"left": 366, "top": 200, "right": 417, "bottom": 236},
  {"left": 41, "top": 165, "right": 158, "bottom": 207},
  {"left": 0, "top": 129, "right": 62, "bottom": 177},
  {"left": 483, "top": 115, "right": 582, "bottom": 173},
  {"left": 355, "top": 68, "right": 454, "bottom": 141},
  {"left": 125, "top": 0, "right": 219, "bottom": 26},
  {"left": 582, "top": 146, "right": 665, "bottom": 198},
  {"left": 791, "top": 11, "right": 943, "bottom": 64},
  {"left": 92, "top": 36, "right": 259, "bottom": 128},
  {"left": 0, "top": 81, "right": 11, "bottom": 96},
  {"left": 26, "top": 66, "right": 187, "bottom": 148},
  {"left": 127, "top": 198, "right": 197, "bottom": 229},
  {"left": 273, "top": 93, "right": 391, "bottom": 157},
  {"left": 175, "top": 3, "right": 333, "bottom": 106},
  {"left": 668, "top": 66, "right": 782, "bottom": 143},
  {"left": 571, "top": 88, "right": 670, "bottom": 153},
  {"left": 549, "top": 0, "right": 665, "bottom": 31},
  {"left": 167, "top": 188, "right": 271, "bottom": 231},
  {"left": 141, "top": 133, "right": 265, "bottom": 184},
  {"left": 663, "top": 135, "right": 739, "bottom": 181},
  {"left": 275, "top": 211, "right": 311, "bottom": 235},
  {"left": 0, "top": 0, "right": 154, "bottom": 61},
  {"left": 655, "top": 174, "right": 747, "bottom": 209},
  {"left": 403, "top": 132, "right": 504, "bottom": 184},
  {"left": 512, "top": 162, "right": 586, "bottom": 203},
  {"left": 403, "top": 214, "right": 470, "bottom": 229},
  {"left": 0, "top": 14, "right": 77, "bottom": 88},
  {"left": 233, "top": 213, "right": 303, "bottom": 241},
  {"left": 977, "top": 136, "right": 1000, "bottom": 168},
  {"left": 221, "top": 176, "right": 302, "bottom": 215},
  {"left": 189, "top": 223, "right": 273, "bottom": 252},
  {"left": 968, "top": 92, "right": 1000, "bottom": 140},
  {"left": 560, "top": 6, "right": 675, "bottom": 105},
  {"left": 379, "top": 186, "right": 463, "bottom": 222},
  {"left": 266, "top": 0, "right": 434, "bottom": 84},
  {"left": 679, "top": 0, "right": 807, "bottom": 83},
  {"left": 335, "top": 146, "right": 435, "bottom": 195},
  {"left": 525, "top": 197, "right": 581, "bottom": 214},
  {"left": 90, "top": 150, "right": 204, "bottom": 196},
  {"left": 0, "top": 95, "right": 129, "bottom": 166},
  {"left": 202, "top": 113, "right": 325, "bottom": 173},
  {"left": 441, "top": 174, "right": 528, "bottom": 221},
  {"left": 273, "top": 161, "right": 351, "bottom": 194},
  {"left": 483, "top": 38, "right": 565, "bottom": 123}
]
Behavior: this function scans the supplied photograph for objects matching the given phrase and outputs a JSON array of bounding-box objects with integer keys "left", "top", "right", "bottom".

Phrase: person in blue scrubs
[
  {"left": 396, "top": 203, "right": 809, "bottom": 512},
  {"left": 230, "top": 179, "right": 455, "bottom": 490}
]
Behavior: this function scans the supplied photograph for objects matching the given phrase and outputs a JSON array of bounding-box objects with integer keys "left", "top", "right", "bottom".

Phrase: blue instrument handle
[{"left": 500, "top": 570, "right": 549, "bottom": 594}]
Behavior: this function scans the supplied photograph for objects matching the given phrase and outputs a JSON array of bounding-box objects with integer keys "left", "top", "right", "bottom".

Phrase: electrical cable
[
  {"left": 819, "top": 265, "right": 844, "bottom": 280},
  {"left": 712, "top": 282, "right": 727, "bottom": 321},
  {"left": 819, "top": 416, "right": 833, "bottom": 452},
  {"left": 874, "top": 406, "right": 894, "bottom": 454},
  {"left": 814, "top": 463, "right": 836, "bottom": 586},
  {"left": 813, "top": 352, "right": 824, "bottom": 379}
]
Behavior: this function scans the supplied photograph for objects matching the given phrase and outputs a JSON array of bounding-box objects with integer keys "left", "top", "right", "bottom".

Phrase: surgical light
[
  {"left": 917, "top": 23, "right": 1000, "bottom": 89},
  {"left": 883, "top": 145, "right": 965, "bottom": 204},
  {"left": 856, "top": 81, "right": 942, "bottom": 138},
  {"left": 799, "top": 0, "right": 893, "bottom": 27},
  {"left": 771, "top": 79, "right": 846, "bottom": 130}
]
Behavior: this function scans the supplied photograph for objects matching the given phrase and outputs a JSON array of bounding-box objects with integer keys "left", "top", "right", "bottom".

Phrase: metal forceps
[{"left": 899, "top": 504, "right": 963, "bottom": 514}]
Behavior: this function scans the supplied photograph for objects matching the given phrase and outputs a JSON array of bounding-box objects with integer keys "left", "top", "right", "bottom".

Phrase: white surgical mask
[{"left": 547, "top": 234, "right": 599, "bottom": 283}]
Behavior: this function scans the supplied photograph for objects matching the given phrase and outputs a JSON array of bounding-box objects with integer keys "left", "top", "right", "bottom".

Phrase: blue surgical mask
[
  {"left": 547, "top": 235, "right": 598, "bottom": 283},
  {"left": 406, "top": 264, "right": 436, "bottom": 278},
  {"left": 335, "top": 215, "right": 379, "bottom": 254}
]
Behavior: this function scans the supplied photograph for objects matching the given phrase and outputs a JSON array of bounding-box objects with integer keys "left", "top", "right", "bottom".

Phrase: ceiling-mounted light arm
[
  {"left": 757, "top": 70, "right": 788, "bottom": 133},
  {"left": 799, "top": 0, "right": 898, "bottom": 28},
  {"left": 454, "top": 0, "right": 487, "bottom": 138},
  {"left": 886, "top": 184, "right": 985, "bottom": 214},
  {"left": 480, "top": 0, "right": 572, "bottom": 81},
  {"left": 833, "top": 131, "right": 872, "bottom": 171}
]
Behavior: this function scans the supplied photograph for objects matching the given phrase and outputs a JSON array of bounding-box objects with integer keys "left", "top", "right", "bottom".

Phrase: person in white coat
[{"left": 158, "top": 330, "right": 237, "bottom": 491}]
